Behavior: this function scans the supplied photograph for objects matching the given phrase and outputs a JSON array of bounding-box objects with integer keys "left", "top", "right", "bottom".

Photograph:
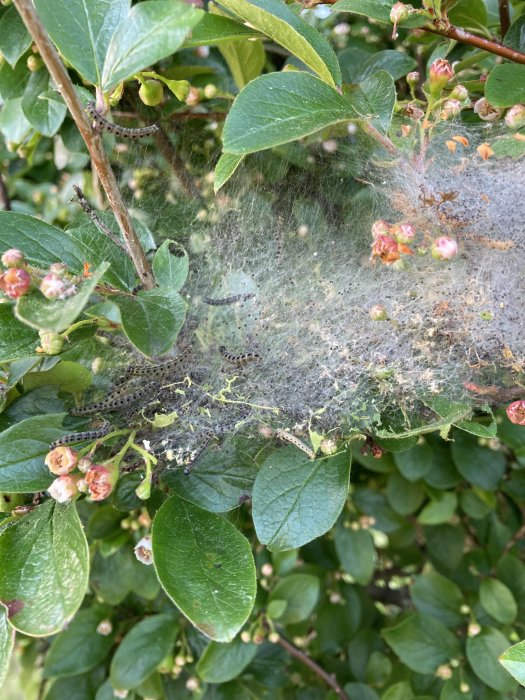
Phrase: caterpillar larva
[
  {"left": 276, "top": 429, "right": 316, "bottom": 460},
  {"left": 70, "top": 383, "right": 155, "bottom": 416},
  {"left": 86, "top": 102, "right": 159, "bottom": 139},
  {"left": 218, "top": 346, "right": 261, "bottom": 366},
  {"left": 203, "top": 293, "right": 255, "bottom": 306},
  {"left": 71, "top": 185, "right": 128, "bottom": 253},
  {"left": 128, "top": 347, "right": 192, "bottom": 378},
  {"left": 50, "top": 421, "right": 111, "bottom": 449}
]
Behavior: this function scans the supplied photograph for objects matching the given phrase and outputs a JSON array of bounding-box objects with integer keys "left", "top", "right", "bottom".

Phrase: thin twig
[
  {"left": 0, "top": 173, "right": 11, "bottom": 211},
  {"left": 498, "top": 0, "right": 510, "bottom": 37},
  {"left": 275, "top": 635, "right": 350, "bottom": 700},
  {"left": 13, "top": 0, "right": 155, "bottom": 289},
  {"left": 71, "top": 185, "right": 131, "bottom": 257},
  {"left": 423, "top": 21, "right": 525, "bottom": 64}
]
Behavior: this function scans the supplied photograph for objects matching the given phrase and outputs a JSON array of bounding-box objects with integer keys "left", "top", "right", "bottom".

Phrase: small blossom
[
  {"left": 45, "top": 446, "right": 78, "bottom": 475},
  {"left": 1, "top": 248, "right": 25, "bottom": 268},
  {"left": 390, "top": 2, "right": 411, "bottom": 39},
  {"left": 96, "top": 619, "right": 113, "bottom": 636},
  {"left": 449, "top": 84, "right": 468, "bottom": 101},
  {"left": 369, "top": 304, "right": 388, "bottom": 321},
  {"left": 322, "top": 139, "right": 337, "bottom": 153},
  {"left": 240, "top": 631, "right": 252, "bottom": 643},
  {"left": 186, "top": 677, "right": 200, "bottom": 692},
  {"left": 371, "top": 235, "right": 400, "bottom": 264},
  {"left": 113, "top": 691, "right": 128, "bottom": 699},
  {"left": 40, "top": 273, "right": 68, "bottom": 300},
  {"left": 506, "top": 400, "right": 525, "bottom": 426},
  {"left": 0, "top": 267, "right": 31, "bottom": 298},
  {"left": 77, "top": 456, "right": 92, "bottom": 473},
  {"left": 333, "top": 22, "right": 350, "bottom": 35},
  {"left": 371, "top": 219, "right": 391, "bottom": 239},
  {"left": 473, "top": 97, "right": 502, "bottom": 122},
  {"left": 436, "top": 665, "right": 452, "bottom": 680},
  {"left": 85, "top": 463, "right": 118, "bottom": 501},
  {"left": 468, "top": 623, "right": 481, "bottom": 636},
  {"left": 431, "top": 236, "right": 458, "bottom": 260},
  {"left": 320, "top": 438, "right": 337, "bottom": 455},
  {"left": 203, "top": 83, "right": 218, "bottom": 99},
  {"left": 268, "top": 632, "right": 280, "bottom": 643},
  {"left": 428, "top": 59, "right": 454, "bottom": 96},
  {"left": 404, "top": 103, "right": 425, "bottom": 120},
  {"left": 261, "top": 563, "right": 273, "bottom": 577},
  {"left": 48, "top": 475, "right": 79, "bottom": 503},
  {"left": 185, "top": 86, "right": 200, "bottom": 106},
  {"left": 440, "top": 99, "right": 462, "bottom": 119},
  {"left": 390, "top": 222, "right": 416, "bottom": 243},
  {"left": 406, "top": 71, "right": 419, "bottom": 88},
  {"left": 505, "top": 104, "right": 525, "bottom": 130},
  {"left": 134, "top": 535, "right": 153, "bottom": 565}
]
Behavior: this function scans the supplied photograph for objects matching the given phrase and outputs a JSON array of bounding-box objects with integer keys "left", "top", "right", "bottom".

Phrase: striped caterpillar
[
  {"left": 276, "top": 429, "right": 316, "bottom": 460},
  {"left": 70, "top": 383, "right": 156, "bottom": 416},
  {"left": 86, "top": 102, "right": 159, "bottom": 139},
  {"left": 219, "top": 346, "right": 261, "bottom": 366},
  {"left": 128, "top": 348, "right": 192, "bottom": 378},
  {"left": 203, "top": 293, "right": 255, "bottom": 306},
  {"left": 50, "top": 421, "right": 111, "bottom": 449}
]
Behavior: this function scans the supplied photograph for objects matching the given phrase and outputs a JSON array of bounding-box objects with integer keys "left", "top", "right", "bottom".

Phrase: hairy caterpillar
[
  {"left": 50, "top": 421, "right": 111, "bottom": 449},
  {"left": 86, "top": 102, "right": 159, "bottom": 139},
  {"left": 276, "top": 429, "right": 316, "bottom": 460},
  {"left": 71, "top": 185, "right": 128, "bottom": 253},
  {"left": 203, "top": 293, "right": 255, "bottom": 306},
  {"left": 70, "top": 383, "right": 155, "bottom": 416},
  {"left": 218, "top": 346, "right": 261, "bottom": 366},
  {"left": 128, "top": 348, "right": 192, "bottom": 378}
]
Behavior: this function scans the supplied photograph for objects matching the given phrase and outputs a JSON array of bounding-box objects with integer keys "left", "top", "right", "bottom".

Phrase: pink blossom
[
  {"left": 45, "top": 446, "right": 78, "bottom": 475},
  {"left": 0, "top": 268, "right": 31, "bottom": 298},
  {"left": 40, "top": 273, "right": 68, "bottom": 300},
  {"left": 506, "top": 400, "right": 525, "bottom": 426},
  {"left": 429, "top": 59, "right": 454, "bottom": 95},
  {"left": 391, "top": 222, "right": 416, "bottom": 243},
  {"left": 85, "top": 464, "right": 118, "bottom": 501},
  {"left": 371, "top": 235, "right": 400, "bottom": 264},
  {"left": 48, "top": 475, "right": 80, "bottom": 503},
  {"left": 473, "top": 98, "right": 502, "bottom": 122},
  {"left": 431, "top": 236, "right": 458, "bottom": 261},
  {"left": 505, "top": 104, "right": 525, "bottom": 130},
  {"left": 371, "top": 220, "right": 391, "bottom": 239},
  {"left": 1, "top": 249, "right": 25, "bottom": 268}
]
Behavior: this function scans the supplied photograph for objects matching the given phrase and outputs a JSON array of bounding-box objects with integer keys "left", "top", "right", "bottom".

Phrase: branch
[
  {"left": 499, "top": 0, "right": 510, "bottom": 38},
  {"left": 423, "top": 21, "right": 525, "bottom": 64},
  {"left": 0, "top": 173, "right": 11, "bottom": 211},
  {"left": 275, "top": 635, "right": 350, "bottom": 700},
  {"left": 13, "top": 0, "right": 155, "bottom": 289}
]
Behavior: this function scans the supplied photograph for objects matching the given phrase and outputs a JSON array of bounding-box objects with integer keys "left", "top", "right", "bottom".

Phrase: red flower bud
[
  {"left": 1, "top": 248, "right": 25, "bottom": 268},
  {"left": 428, "top": 59, "right": 454, "bottom": 96},
  {"left": 432, "top": 236, "right": 458, "bottom": 260},
  {"left": 0, "top": 267, "right": 31, "bottom": 298},
  {"left": 506, "top": 400, "right": 525, "bottom": 426},
  {"left": 85, "top": 463, "right": 118, "bottom": 501}
]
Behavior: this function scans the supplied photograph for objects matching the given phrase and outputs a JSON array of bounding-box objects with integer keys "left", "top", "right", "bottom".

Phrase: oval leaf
[
  {"left": 0, "top": 607, "right": 14, "bottom": 691},
  {"left": 0, "top": 500, "right": 89, "bottom": 636},
  {"left": 466, "top": 628, "right": 517, "bottom": 693},
  {"left": 214, "top": 152, "right": 245, "bottom": 192},
  {"left": 152, "top": 240, "right": 189, "bottom": 291},
  {"left": 485, "top": 64, "right": 525, "bottom": 108},
  {"left": 0, "top": 6, "right": 31, "bottom": 68},
  {"left": 267, "top": 573, "right": 320, "bottom": 625},
  {"left": 334, "top": 527, "right": 375, "bottom": 585},
  {"left": 152, "top": 495, "right": 256, "bottom": 642},
  {"left": 500, "top": 640, "right": 525, "bottom": 686},
  {"left": 479, "top": 578, "right": 517, "bottom": 625},
  {"left": 0, "top": 305, "right": 39, "bottom": 363},
  {"left": 196, "top": 638, "right": 257, "bottom": 683}
]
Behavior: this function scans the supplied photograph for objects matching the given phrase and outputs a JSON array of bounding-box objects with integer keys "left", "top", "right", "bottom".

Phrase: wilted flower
[
  {"left": 40, "top": 273, "right": 68, "bottom": 300},
  {"left": 431, "top": 236, "right": 458, "bottom": 260},
  {"left": 428, "top": 59, "right": 454, "bottom": 96},
  {"left": 390, "top": 222, "right": 416, "bottom": 243},
  {"left": 48, "top": 475, "right": 80, "bottom": 503},
  {"left": 505, "top": 104, "right": 525, "bottom": 130},
  {"left": 0, "top": 267, "right": 31, "bottom": 298},
  {"left": 371, "top": 235, "right": 400, "bottom": 264},
  {"left": 85, "top": 463, "right": 118, "bottom": 501},
  {"left": 390, "top": 2, "right": 411, "bottom": 38},
  {"left": 369, "top": 304, "right": 389, "bottom": 321},
  {"left": 506, "top": 400, "right": 525, "bottom": 426},
  {"left": 1, "top": 248, "right": 25, "bottom": 268},
  {"left": 473, "top": 97, "right": 503, "bottom": 122},
  {"left": 371, "top": 219, "right": 391, "bottom": 239},
  {"left": 441, "top": 99, "right": 462, "bottom": 120},
  {"left": 45, "top": 446, "right": 78, "bottom": 475},
  {"left": 134, "top": 535, "right": 153, "bottom": 565}
]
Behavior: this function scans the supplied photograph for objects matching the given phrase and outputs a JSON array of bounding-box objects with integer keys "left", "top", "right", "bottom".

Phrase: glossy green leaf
[
  {"left": 34, "top": 0, "right": 130, "bottom": 85},
  {"left": 44, "top": 606, "right": 115, "bottom": 678},
  {"left": 0, "top": 305, "right": 39, "bottom": 363},
  {"left": 218, "top": 37, "right": 265, "bottom": 90},
  {"left": 24, "top": 361, "right": 92, "bottom": 394},
  {"left": 451, "top": 430, "right": 505, "bottom": 490},
  {"left": 101, "top": 1, "right": 202, "bottom": 92},
  {"left": 448, "top": 0, "right": 487, "bottom": 32},
  {"left": 196, "top": 638, "right": 257, "bottom": 683},
  {"left": 45, "top": 671, "right": 101, "bottom": 700},
  {"left": 499, "top": 640, "right": 525, "bottom": 686},
  {"left": 383, "top": 613, "right": 460, "bottom": 674},
  {"left": 0, "top": 98, "right": 31, "bottom": 142},
  {"left": 0, "top": 58, "right": 30, "bottom": 100},
  {"left": 222, "top": 72, "right": 360, "bottom": 155},
  {"left": 267, "top": 574, "right": 320, "bottom": 625},
  {"left": 334, "top": 527, "right": 375, "bottom": 585},
  {"left": 485, "top": 64, "right": 525, "bottom": 108},
  {"left": 479, "top": 578, "right": 517, "bottom": 625},
  {"left": 386, "top": 473, "right": 425, "bottom": 515},
  {"left": 217, "top": 0, "right": 341, "bottom": 87},
  {"left": 110, "top": 613, "right": 178, "bottom": 690},
  {"left": 252, "top": 447, "right": 351, "bottom": 551},
  {"left": 214, "top": 153, "right": 245, "bottom": 192},
  {"left": 0, "top": 413, "right": 68, "bottom": 493},
  {"left": 454, "top": 419, "right": 497, "bottom": 439},
  {"left": 332, "top": 0, "right": 427, "bottom": 27},
  {"left": 0, "top": 500, "right": 89, "bottom": 636},
  {"left": 21, "top": 70, "right": 67, "bottom": 137},
  {"left": 352, "top": 50, "right": 416, "bottom": 83},
  {"left": 152, "top": 240, "right": 189, "bottom": 291},
  {"left": 411, "top": 571, "right": 464, "bottom": 628},
  {"left": 417, "top": 492, "right": 457, "bottom": 525},
  {"left": 114, "top": 289, "right": 186, "bottom": 356},
  {"left": 183, "top": 12, "right": 261, "bottom": 47},
  {"left": 466, "top": 628, "right": 517, "bottom": 693},
  {"left": 152, "top": 495, "right": 256, "bottom": 642},
  {"left": 0, "top": 6, "right": 31, "bottom": 68},
  {"left": 504, "top": 15, "right": 525, "bottom": 53},
  {"left": 0, "top": 607, "right": 14, "bottom": 692}
]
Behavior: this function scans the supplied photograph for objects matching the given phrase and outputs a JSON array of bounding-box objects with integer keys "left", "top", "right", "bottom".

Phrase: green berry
[{"left": 138, "top": 80, "right": 163, "bottom": 107}]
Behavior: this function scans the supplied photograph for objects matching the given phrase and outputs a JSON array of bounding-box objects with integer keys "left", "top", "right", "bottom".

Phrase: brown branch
[
  {"left": 423, "top": 21, "right": 525, "bottom": 64},
  {"left": 499, "top": 0, "right": 510, "bottom": 37},
  {"left": 0, "top": 173, "right": 11, "bottom": 211},
  {"left": 275, "top": 635, "right": 350, "bottom": 700},
  {"left": 13, "top": 0, "right": 155, "bottom": 289}
]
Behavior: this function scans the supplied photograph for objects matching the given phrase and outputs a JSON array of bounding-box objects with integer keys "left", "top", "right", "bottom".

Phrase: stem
[
  {"left": 423, "top": 21, "right": 525, "bottom": 64},
  {"left": 13, "top": 0, "right": 155, "bottom": 289},
  {"left": 275, "top": 635, "right": 350, "bottom": 700},
  {"left": 499, "top": 0, "right": 510, "bottom": 37},
  {"left": 0, "top": 173, "right": 11, "bottom": 211},
  {"left": 453, "top": 50, "right": 491, "bottom": 74},
  {"left": 360, "top": 122, "right": 399, "bottom": 156}
]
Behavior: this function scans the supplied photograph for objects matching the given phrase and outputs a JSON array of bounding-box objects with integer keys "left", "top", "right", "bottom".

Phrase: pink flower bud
[
  {"left": 333, "top": 22, "right": 350, "bottom": 36},
  {"left": 85, "top": 463, "right": 118, "bottom": 501},
  {"left": 406, "top": 71, "right": 419, "bottom": 87},
  {"left": 506, "top": 400, "right": 525, "bottom": 426},
  {"left": 322, "top": 139, "right": 337, "bottom": 153},
  {"left": 441, "top": 99, "right": 462, "bottom": 119},
  {"left": 45, "top": 446, "right": 78, "bottom": 475},
  {"left": 40, "top": 273, "right": 68, "bottom": 300},
  {"left": 390, "top": 2, "right": 410, "bottom": 38},
  {"left": 1, "top": 248, "right": 25, "bottom": 268},
  {"left": 429, "top": 59, "right": 454, "bottom": 96},
  {"left": 77, "top": 457, "right": 92, "bottom": 473},
  {"left": 431, "top": 236, "right": 458, "bottom": 260},
  {"left": 371, "top": 235, "right": 400, "bottom": 264},
  {"left": 449, "top": 84, "right": 468, "bottom": 101},
  {"left": 185, "top": 86, "right": 200, "bottom": 106},
  {"left": 369, "top": 304, "right": 389, "bottom": 321},
  {"left": 505, "top": 104, "right": 525, "bottom": 130},
  {"left": 473, "top": 98, "right": 502, "bottom": 122},
  {"left": 390, "top": 222, "right": 416, "bottom": 243},
  {"left": 48, "top": 474, "right": 80, "bottom": 503},
  {"left": 371, "top": 220, "right": 391, "bottom": 239},
  {"left": 134, "top": 535, "right": 153, "bottom": 565},
  {"left": 0, "top": 267, "right": 31, "bottom": 298},
  {"left": 49, "top": 262, "right": 67, "bottom": 276}
]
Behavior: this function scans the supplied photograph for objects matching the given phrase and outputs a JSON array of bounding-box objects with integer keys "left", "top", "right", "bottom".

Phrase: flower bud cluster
[
  {"left": 45, "top": 446, "right": 118, "bottom": 503},
  {"left": 0, "top": 249, "right": 77, "bottom": 302},
  {"left": 370, "top": 220, "right": 458, "bottom": 265}
]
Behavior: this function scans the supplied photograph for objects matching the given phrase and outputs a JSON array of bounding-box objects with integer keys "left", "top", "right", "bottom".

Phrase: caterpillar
[
  {"left": 218, "top": 346, "right": 261, "bottom": 366},
  {"left": 50, "top": 421, "right": 111, "bottom": 449},
  {"left": 70, "top": 383, "right": 155, "bottom": 416},
  {"left": 71, "top": 185, "right": 128, "bottom": 253},
  {"left": 276, "top": 429, "right": 316, "bottom": 460},
  {"left": 203, "top": 293, "right": 255, "bottom": 306},
  {"left": 86, "top": 102, "right": 159, "bottom": 139},
  {"left": 128, "top": 347, "right": 192, "bottom": 378}
]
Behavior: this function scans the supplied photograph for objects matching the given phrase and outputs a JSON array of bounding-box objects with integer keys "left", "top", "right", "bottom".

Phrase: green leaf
[
  {"left": 334, "top": 527, "right": 375, "bottom": 585},
  {"left": 34, "top": 0, "right": 130, "bottom": 86},
  {"left": 222, "top": 72, "right": 359, "bottom": 155},
  {"left": 152, "top": 240, "right": 188, "bottom": 291},
  {"left": 267, "top": 574, "right": 320, "bottom": 625},
  {"left": 45, "top": 671, "right": 101, "bottom": 700},
  {"left": 196, "top": 638, "right": 257, "bottom": 683},
  {"left": 217, "top": 0, "right": 341, "bottom": 87},
  {"left": 101, "top": 1, "right": 202, "bottom": 92},
  {"left": 454, "top": 419, "right": 497, "bottom": 439},
  {"left": 0, "top": 413, "right": 68, "bottom": 493},
  {"left": 44, "top": 606, "right": 115, "bottom": 678},
  {"left": 448, "top": 0, "right": 487, "bottom": 33},
  {"left": 485, "top": 64, "right": 525, "bottom": 108},
  {"left": 0, "top": 607, "right": 14, "bottom": 692},
  {"left": 110, "top": 614, "right": 178, "bottom": 690},
  {"left": 0, "top": 500, "right": 89, "bottom": 636},
  {"left": 0, "top": 58, "right": 30, "bottom": 100},
  {"left": 24, "top": 361, "right": 93, "bottom": 394},
  {"left": 0, "top": 98, "right": 31, "bottom": 142},
  {"left": 183, "top": 12, "right": 262, "bottom": 47},
  {"left": 15, "top": 262, "right": 110, "bottom": 333},
  {"left": 411, "top": 571, "right": 464, "bottom": 628},
  {"left": 114, "top": 289, "right": 186, "bottom": 356},
  {"left": 451, "top": 430, "right": 505, "bottom": 490},
  {"left": 214, "top": 152, "right": 245, "bottom": 192},
  {"left": 352, "top": 50, "right": 416, "bottom": 83},
  {"left": 382, "top": 613, "right": 460, "bottom": 674},
  {"left": 417, "top": 492, "right": 457, "bottom": 525},
  {"left": 504, "top": 15, "right": 525, "bottom": 53},
  {"left": 252, "top": 447, "right": 351, "bottom": 551},
  {"left": 218, "top": 37, "right": 265, "bottom": 90},
  {"left": 351, "top": 71, "right": 395, "bottom": 133},
  {"left": 479, "top": 578, "right": 517, "bottom": 625},
  {"left": 499, "top": 640, "right": 525, "bottom": 686},
  {"left": 332, "top": 0, "right": 427, "bottom": 27},
  {"left": 0, "top": 6, "right": 31, "bottom": 68},
  {"left": 21, "top": 70, "right": 67, "bottom": 137},
  {"left": 386, "top": 473, "right": 425, "bottom": 515},
  {"left": 152, "top": 495, "right": 256, "bottom": 642},
  {"left": 0, "top": 305, "right": 39, "bottom": 363},
  {"left": 466, "top": 628, "right": 517, "bottom": 693}
]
